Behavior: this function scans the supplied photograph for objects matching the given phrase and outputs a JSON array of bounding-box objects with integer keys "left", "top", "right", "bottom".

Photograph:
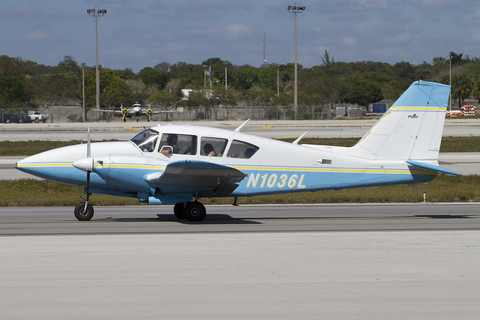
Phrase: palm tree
[{"left": 451, "top": 74, "right": 472, "bottom": 108}]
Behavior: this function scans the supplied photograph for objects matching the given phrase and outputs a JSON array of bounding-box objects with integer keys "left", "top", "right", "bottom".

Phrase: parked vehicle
[
  {"left": 1, "top": 112, "right": 32, "bottom": 123},
  {"left": 14, "top": 113, "right": 32, "bottom": 123},
  {"left": 0, "top": 113, "right": 14, "bottom": 123},
  {"left": 27, "top": 111, "right": 49, "bottom": 123}
]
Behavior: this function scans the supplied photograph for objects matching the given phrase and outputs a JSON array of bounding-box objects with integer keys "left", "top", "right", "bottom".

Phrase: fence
[{"left": 1, "top": 104, "right": 343, "bottom": 123}]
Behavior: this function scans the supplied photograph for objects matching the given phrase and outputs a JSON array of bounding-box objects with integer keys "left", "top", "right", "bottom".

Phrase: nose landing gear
[{"left": 74, "top": 202, "right": 94, "bottom": 221}]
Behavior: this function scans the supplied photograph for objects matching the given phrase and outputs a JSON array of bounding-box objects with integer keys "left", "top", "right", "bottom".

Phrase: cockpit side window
[
  {"left": 200, "top": 137, "right": 228, "bottom": 157},
  {"left": 130, "top": 129, "right": 159, "bottom": 152},
  {"left": 226, "top": 140, "right": 259, "bottom": 159},
  {"left": 158, "top": 133, "right": 197, "bottom": 155}
]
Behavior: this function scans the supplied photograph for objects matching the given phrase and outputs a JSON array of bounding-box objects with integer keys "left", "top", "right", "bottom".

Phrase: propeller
[{"left": 72, "top": 126, "right": 95, "bottom": 220}]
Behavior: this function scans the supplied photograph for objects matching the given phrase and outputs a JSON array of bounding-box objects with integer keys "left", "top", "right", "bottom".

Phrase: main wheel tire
[
  {"left": 74, "top": 203, "right": 94, "bottom": 221},
  {"left": 173, "top": 203, "right": 186, "bottom": 219},
  {"left": 184, "top": 201, "right": 206, "bottom": 222}
]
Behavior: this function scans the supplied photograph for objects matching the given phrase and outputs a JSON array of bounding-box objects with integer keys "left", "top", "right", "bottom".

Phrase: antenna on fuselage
[
  {"left": 235, "top": 119, "right": 250, "bottom": 132},
  {"left": 293, "top": 131, "right": 308, "bottom": 144}
]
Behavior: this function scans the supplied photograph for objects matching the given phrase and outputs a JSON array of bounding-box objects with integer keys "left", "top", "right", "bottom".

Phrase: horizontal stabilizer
[{"left": 406, "top": 160, "right": 462, "bottom": 176}]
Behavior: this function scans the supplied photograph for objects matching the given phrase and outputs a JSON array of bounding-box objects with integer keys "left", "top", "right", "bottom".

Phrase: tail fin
[{"left": 348, "top": 80, "right": 450, "bottom": 161}]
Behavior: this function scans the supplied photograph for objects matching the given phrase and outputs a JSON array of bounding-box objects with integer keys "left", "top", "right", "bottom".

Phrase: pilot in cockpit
[{"left": 167, "top": 134, "right": 179, "bottom": 153}]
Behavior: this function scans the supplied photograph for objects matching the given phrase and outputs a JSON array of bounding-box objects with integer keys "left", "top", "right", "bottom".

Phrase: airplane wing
[
  {"left": 92, "top": 109, "right": 122, "bottom": 114},
  {"left": 146, "top": 160, "right": 247, "bottom": 195},
  {"left": 151, "top": 110, "right": 176, "bottom": 114}
]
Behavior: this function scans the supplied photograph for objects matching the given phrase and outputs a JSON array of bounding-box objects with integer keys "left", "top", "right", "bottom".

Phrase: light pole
[
  {"left": 87, "top": 7, "right": 107, "bottom": 121},
  {"left": 225, "top": 66, "right": 228, "bottom": 92},
  {"left": 202, "top": 65, "right": 207, "bottom": 89},
  {"left": 81, "top": 63, "right": 86, "bottom": 122},
  {"left": 224, "top": 62, "right": 229, "bottom": 97},
  {"left": 288, "top": 4, "right": 305, "bottom": 120},
  {"left": 209, "top": 65, "right": 213, "bottom": 89},
  {"left": 277, "top": 65, "right": 280, "bottom": 97}
]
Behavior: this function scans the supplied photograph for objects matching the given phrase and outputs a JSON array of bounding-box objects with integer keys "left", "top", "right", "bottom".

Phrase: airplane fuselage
[{"left": 16, "top": 124, "right": 436, "bottom": 205}]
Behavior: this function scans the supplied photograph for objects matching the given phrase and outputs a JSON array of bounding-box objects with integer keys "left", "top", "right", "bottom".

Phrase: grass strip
[{"left": 1, "top": 176, "right": 478, "bottom": 207}]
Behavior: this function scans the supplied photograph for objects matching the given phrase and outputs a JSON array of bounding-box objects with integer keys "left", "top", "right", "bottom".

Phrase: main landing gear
[{"left": 173, "top": 201, "right": 206, "bottom": 222}]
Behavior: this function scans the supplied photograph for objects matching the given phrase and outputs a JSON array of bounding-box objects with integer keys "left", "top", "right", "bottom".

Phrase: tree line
[{"left": 0, "top": 51, "right": 478, "bottom": 120}]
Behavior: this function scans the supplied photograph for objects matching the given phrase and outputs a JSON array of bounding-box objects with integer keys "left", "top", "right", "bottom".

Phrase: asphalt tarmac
[{"left": 0, "top": 203, "right": 479, "bottom": 235}]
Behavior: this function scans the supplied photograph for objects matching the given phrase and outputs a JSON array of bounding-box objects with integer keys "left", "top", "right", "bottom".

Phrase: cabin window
[
  {"left": 158, "top": 133, "right": 197, "bottom": 155},
  {"left": 226, "top": 140, "right": 259, "bottom": 159},
  {"left": 130, "top": 129, "right": 159, "bottom": 152},
  {"left": 200, "top": 137, "right": 228, "bottom": 157}
]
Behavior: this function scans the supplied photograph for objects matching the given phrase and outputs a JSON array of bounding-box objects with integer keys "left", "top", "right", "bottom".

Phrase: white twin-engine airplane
[
  {"left": 97, "top": 103, "right": 171, "bottom": 122},
  {"left": 16, "top": 80, "right": 461, "bottom": 222}
]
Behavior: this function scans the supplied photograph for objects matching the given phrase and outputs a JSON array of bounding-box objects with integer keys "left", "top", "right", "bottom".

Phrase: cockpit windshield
[{"left": 130, "top": 129, "right": 159, "bottom": 152}]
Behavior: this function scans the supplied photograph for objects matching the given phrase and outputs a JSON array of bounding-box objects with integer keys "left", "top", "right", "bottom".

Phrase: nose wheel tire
[
  {"left": 74, "top": 203, "right": 94, "bottom": 221},
  {"left": 184, "top": 201, "right": 206, "bottom": 222}
]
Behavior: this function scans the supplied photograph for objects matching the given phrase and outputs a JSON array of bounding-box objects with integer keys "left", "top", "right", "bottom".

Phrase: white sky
[{"left": 0, "top": 0, "right": 479, "bottom": 72}]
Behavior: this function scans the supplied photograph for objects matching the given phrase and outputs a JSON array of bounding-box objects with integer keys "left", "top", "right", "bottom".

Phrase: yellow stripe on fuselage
[
  {"left": 231, "top": 166, "right": 411, "bottom": 174},
  {"left": 389, "top": 106, "right": 447, "bottom": 111},
  {"left": 106, "top": 164, "right": 165, "bottom": 170},
  {"left": 15, "top": 163, "right": 72, "bottom": 168}
]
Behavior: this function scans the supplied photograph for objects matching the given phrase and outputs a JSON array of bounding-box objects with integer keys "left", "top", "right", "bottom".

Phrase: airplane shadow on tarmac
[
  {"left": 97, "top": 214, "right": 261, "bottom": 225},
  {"left": 413, "top": 214, "right": 471, "bottom": 219},
  {"left": 96, "top": 213, "right": 472, "bottom": 225},
  {"left": 158, "top": 213, "right": 262, "bottom": 225}
]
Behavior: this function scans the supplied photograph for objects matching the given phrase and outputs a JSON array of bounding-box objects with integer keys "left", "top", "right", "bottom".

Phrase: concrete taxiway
[
  {"left": 0, "top": 205, "right": 479, "bottom": 319},
  {"left": 1, "top": 118, "right": 480, "bottom": 140}
]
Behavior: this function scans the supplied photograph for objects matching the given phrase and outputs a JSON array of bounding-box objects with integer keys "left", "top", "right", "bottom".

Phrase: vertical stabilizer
[{"left": 348, "top": 80, "right": 450, "bottom": 160}]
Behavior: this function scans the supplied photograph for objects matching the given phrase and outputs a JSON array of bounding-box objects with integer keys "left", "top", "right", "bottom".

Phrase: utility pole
[
  {"left": 449, "top": 53, "right": 452, "bottom": 112},
  {"left": 81, "top": 63, "right": 86, "bottom": 122}
]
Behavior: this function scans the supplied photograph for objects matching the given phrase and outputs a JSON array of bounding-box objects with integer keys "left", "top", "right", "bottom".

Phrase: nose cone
[
  {"left": 73, "top": 157, "right": 94, "bottom": 172},
  {"left": 15, "top": 149, "right": 76, "bottom": 179},
  {"left": 15, "top": 141, "right": 141, "bottom": 181}
]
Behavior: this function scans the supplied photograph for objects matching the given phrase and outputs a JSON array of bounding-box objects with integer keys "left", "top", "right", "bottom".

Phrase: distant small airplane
[
  {"left": 96, "top": 103, "right": 174, "bottom": 122},
  {"left": 16, "top": 80, "right": 461, "bottom": 222}
]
